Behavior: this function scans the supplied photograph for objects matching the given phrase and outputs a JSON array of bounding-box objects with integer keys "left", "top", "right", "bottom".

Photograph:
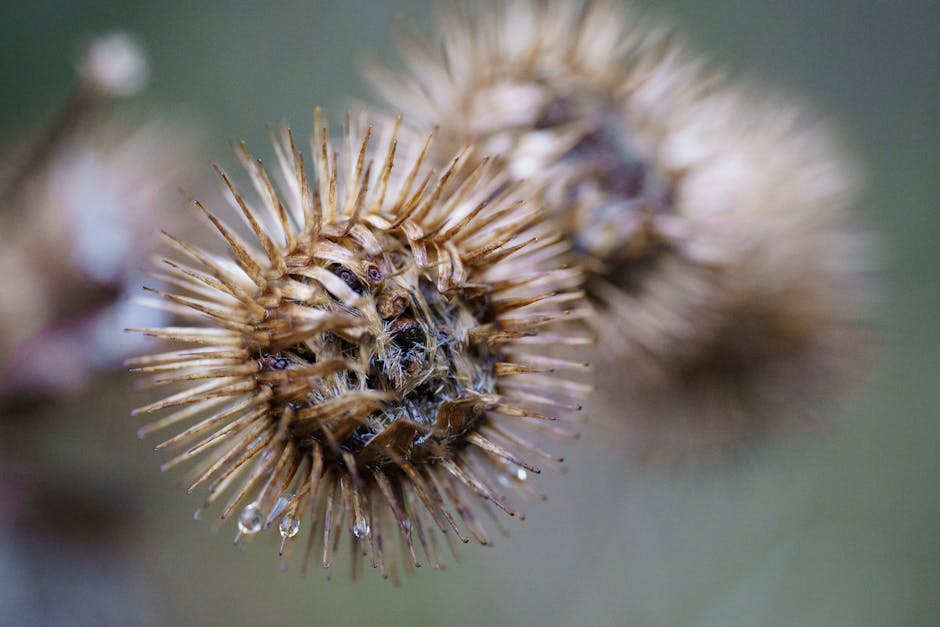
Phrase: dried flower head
[
  {"left": 366, "top": 0, "right": 684, "bottom": 284},
  {"left": 368, "top": 0, "right": 874, "bottom": 460},
  {"left": 0, "top": 33, "right": 200, "bottom": 396},
  {"left": 129, "top": 110, "right": 588, "bottom": 579}
]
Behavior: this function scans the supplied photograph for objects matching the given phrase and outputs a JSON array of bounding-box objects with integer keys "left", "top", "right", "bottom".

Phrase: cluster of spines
[{"left": 128, "top": 109, "right": 591, "bottom": 580}]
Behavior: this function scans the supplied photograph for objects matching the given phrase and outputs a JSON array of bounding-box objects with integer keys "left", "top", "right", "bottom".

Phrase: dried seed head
[
  {"left": 129, "top": 110, "right": 589, "bottom": 579},
  {"left": 368, "top": 0, "right": 874, "bottom": 461}
]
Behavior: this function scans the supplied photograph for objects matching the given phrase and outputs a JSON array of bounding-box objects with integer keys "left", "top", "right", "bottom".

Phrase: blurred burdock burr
[
  {"left": 367, "top": 0, "right": 875, "bottom": 463},
  {"left": 0, "top": 32, "right": 202, "bottom": 396},
  {"left": 0, "top": 38, "right": 180, "bottom": 624},
  {"left": 595, "top": 94, "right": 875, "bottom": 465},
  {"left": 129, "top": 109, "right": 589, "bottom": 580}
]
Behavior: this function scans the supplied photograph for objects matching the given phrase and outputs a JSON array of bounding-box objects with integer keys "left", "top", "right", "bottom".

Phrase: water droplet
[
  {"left": 279, "top": 513, "right": 300, "bottom": 539},
  {"left": 270, "top": 493, "right": 295, "bottom": 521},
  {"left": 352, "top": 517, "right": 371, "bottom": 538},
  {"left": 516, "top": 468, "right": 528, "bottom": 481},
  {"left": 238, "top": 502, "right": 263, "bottom": 535}
]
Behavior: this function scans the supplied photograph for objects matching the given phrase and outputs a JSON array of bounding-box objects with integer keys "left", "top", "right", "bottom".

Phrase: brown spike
[
  {"left": 159, "top": 232, "right": 266, "bottom": 317},
  {"left": 215, "top": 165, "right": 285, "bottom": 273},
  {"left": 142, "top": 287, "right": 253, "bottom": 333},
  {"left": 233, "top": 140, "right": 294, "bottom": 249},
  {"left": 410, "top": 502, "right": 440, "bottom": 570},
  {"left": 137, "top": 396, "right": 229, "bottom": 439},
  {"left": 256, "top": 156, "right": 298, "bottom": 251},
  {"left": 390, "top": 131, "right": 432, "bottom": 215},
  {"left": 466, "top": 432, "right": 541, "bottom": 474},
  {"left": 154, "top": 393, "right": 259, "bottom": 450},
  {"left": 438, "top": 473, "right": 488, "bottom": 545},
  {"left": 321, "top": 472, "right": 336, "bottom": 568},
  {"left": 482, "top": 423, "right": 565, "bottom": 465},
  {"left": 132, "top": 379, "right": 255, "bottom": 415},
  {"left": 367, "top": 116, "right": 400, "bottom": 216},
  {"left": 184, "top": 419, "right": 270, "bottom": 493},
  {"left": 193, "top": 201, "right": 267, "bottom": 287},
  {"left": 217, "top": 434, "right": 279, "bottom": 519},
  {"left": 281, "top": 129, "right": 317, "bottom": 240},
  {"left": 164, "top": 408, "right": 266, "bottom": 474},
  {"left": 441, "top": 459, "right": 517, "bottom": 518},
  {"left": 373, "top": 470, "right": 420, "bottom": 567},
  {"left": 408, "top": 151, "right": 463, "bottom": 225},
  {"left": 342, "top": 159, "right": 373, "bottom": 236}
]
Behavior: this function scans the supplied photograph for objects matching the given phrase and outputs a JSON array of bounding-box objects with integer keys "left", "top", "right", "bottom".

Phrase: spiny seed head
[
  {"left": 369, "top": 0, "right": 874, "bottom": 461},
  {"left": 366, "top": 0, "right": 720, "bottom": 363},
  {"left": 129, "top": 109, "right": 589, "bottom": 580},
  {"left": 366, "top": 0, "right": 732, "bottom": 347},
  {"left": 367, "top": 0, "right": 680, "bottom": 255},
  {"left": 598, "top": 97, "right": 874, "bottom": 464}
]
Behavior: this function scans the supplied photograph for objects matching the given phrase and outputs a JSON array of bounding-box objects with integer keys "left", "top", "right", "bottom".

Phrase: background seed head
[{"left": 368, "top": 0, "right": 876, "bottom": 462}]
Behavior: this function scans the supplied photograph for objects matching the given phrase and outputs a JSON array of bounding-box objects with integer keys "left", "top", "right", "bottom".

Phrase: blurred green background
[{"left": 1, "top": 1, "right": 937, "bottom": 625}]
